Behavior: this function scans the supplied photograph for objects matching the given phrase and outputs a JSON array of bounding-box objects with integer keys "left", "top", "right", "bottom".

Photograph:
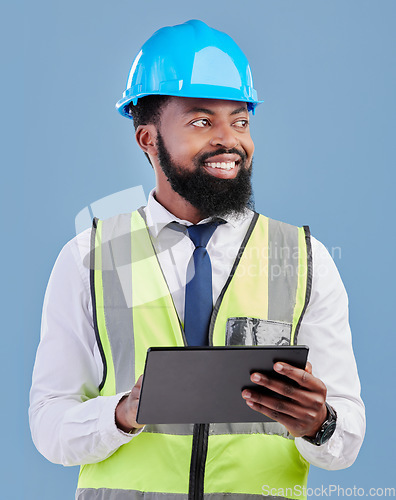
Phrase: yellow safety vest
[{"left": 77, "top": 209, "right": 313, "bottom": 500}]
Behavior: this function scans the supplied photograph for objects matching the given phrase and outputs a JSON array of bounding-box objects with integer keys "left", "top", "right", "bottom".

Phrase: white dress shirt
[{"left": 29, "top": 190, "right": 365, "bottom": 470}]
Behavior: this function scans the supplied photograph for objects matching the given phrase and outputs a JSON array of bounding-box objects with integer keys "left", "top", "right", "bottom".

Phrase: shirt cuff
[
  {"left": 295, "top": 422, "right": 344, "bottom": 469},
  {"left": 97, "top": 393, "right": 145, "bottom": 450},
  {"left": 294, "top": 402, "right": 362, "bottom": 470}
]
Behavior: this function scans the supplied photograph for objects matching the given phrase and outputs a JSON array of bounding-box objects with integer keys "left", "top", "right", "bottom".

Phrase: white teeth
[{"left": 205, "top": 161, "right": 236, "bottom": 170}]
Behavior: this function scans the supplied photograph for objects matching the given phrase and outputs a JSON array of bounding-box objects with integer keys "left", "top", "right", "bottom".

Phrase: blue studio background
[{"left": 8, "top": 0, "right": 395, "bottom": 498}]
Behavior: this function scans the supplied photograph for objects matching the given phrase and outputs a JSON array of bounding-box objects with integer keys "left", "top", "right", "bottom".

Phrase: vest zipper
[
  {"left": 188, "top": 423, "right": 209, "bottom": 500},
  {"left": 187, "top": 218, "right": 260, "bottom": 499}
]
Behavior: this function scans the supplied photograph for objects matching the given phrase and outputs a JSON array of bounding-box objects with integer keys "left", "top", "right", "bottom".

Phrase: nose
[{"left": 209, "top": 123, "right": 239, "bottom": 149}]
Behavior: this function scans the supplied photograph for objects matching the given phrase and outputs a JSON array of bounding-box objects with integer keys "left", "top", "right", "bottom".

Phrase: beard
[{"left": 156, "top": 131, "right": 255, "bottom": 219}]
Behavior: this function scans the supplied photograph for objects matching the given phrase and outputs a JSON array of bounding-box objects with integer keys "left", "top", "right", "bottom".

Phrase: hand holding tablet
[{"left": 136, "top": 346, "right": 309, "bottom": 425}]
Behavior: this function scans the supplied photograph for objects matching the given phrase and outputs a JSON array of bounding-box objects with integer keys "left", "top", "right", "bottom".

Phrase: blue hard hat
[{"left": 116, "top": 20, "right": 262, "bottom": 119}]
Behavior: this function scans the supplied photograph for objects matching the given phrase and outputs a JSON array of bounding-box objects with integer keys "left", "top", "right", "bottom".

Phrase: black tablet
[{"left": 136, "top": 345, "right": 309, "bottom": 424}]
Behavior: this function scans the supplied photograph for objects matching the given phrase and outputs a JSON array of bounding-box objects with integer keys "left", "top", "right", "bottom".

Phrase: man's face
[{"left": 154, "top": 97, "right": 255, "bottom": 219}]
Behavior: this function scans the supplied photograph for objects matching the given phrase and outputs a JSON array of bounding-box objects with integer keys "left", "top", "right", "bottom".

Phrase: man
[{"left": 30, "top": 20, "right": 365, "bottom": 500}]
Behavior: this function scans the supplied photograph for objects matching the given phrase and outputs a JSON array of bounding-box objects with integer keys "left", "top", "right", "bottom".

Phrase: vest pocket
[{"left": 226, "top": 317, "right": 292, "bottom": 346}]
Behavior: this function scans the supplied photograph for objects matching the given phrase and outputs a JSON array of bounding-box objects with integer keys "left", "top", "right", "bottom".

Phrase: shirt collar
[{"left": 145, "top": 188, "right": 252, "bottom": 237}]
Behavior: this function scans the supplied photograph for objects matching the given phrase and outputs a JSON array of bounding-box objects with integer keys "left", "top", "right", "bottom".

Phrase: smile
[{"left": 204, "top": 161, "right": 236, "bottom": 171}]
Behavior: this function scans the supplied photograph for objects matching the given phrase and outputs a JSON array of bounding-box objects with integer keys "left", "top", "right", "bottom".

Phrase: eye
[
  {"left": 234, "top": 119, "right": 249, "bottom": 129},
  {"left": 191, "top": 118, "right": 210, "bottom": 128}
]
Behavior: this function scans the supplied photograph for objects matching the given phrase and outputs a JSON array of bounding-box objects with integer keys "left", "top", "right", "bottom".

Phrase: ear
[{"left": 135, "top": 125, "right": 158, "bottom": 156}]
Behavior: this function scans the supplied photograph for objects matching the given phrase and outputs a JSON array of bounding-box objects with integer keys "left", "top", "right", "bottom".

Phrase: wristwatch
[{"left": 302, "top": 402, "right": 337, "bottom": 446}]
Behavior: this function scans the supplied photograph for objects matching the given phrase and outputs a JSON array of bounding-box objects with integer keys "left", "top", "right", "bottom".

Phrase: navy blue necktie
[{"left": 184, "top": 222, "right": 220, "bottom": 346}]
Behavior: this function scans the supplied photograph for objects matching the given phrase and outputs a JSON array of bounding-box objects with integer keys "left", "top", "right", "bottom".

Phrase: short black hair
[{"left": 128, "top": 94, "right": 172, "bottom": 131}]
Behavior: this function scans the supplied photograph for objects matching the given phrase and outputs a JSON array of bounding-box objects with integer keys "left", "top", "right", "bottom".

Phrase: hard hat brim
[{"left": 116, "top": 91, "right": 263, "bottom": 119}]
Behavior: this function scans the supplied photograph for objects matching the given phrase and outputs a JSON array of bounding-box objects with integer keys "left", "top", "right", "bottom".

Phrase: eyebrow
[
  {"left": 230, "top": 106, "right": 249, "bottom": 115},
  {"left": 183, "top": 105, "right": 248, "bottom": 116}
]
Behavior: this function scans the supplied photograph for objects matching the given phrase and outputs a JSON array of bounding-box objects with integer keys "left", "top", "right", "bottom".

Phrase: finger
[
  {"left": 250, "top": 372, "right": 300, "bottom": 397},
  {"left": 130, "top": 375, "right": 144, "bottom": 398},
  {"left": 273, "top": 362, "right": 324, "bottom": 391},
  {"left": 248, "top": 372, "right": 326, "bottom": 409},
  {"left": 130, "top": 393, "right": 145, "bottom": 428},
  {"left": 130, "top": 386, "right": 141, "bottom": 399},
  {"left": 305, "top": 361, "right": 313, "bottom": 374},
  {"left": 242, "top": 390, "right": 315, "bottom": 422},
  {"left": 244, "top": 400, "right": 304, "bottom": 436},
  {"left": 135, "top": 374, "right": 144, "bottom": 388},
  {"left": 248, "top": 373, "right": 312, "bottom": 406}
]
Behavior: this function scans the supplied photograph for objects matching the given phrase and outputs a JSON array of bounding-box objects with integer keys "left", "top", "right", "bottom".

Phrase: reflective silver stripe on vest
[
  {"left": 209, "top": 421, "right": 293, "bottom": 439},
  {"left": 207, "top": 496, "right": 288, "bottom": 500},
  {"left": 76, "top": 490, "right": 187, "bottom": 500},
  {"left": 76, "top": 488, "right": 288, "bottom": 499},
  {"left": 97, "top": 210, "right": 188, "bottom": 393},
  {"left": 144, "top": 421, "right": 292, "bottom": 439},
  {"left": 98, "top": 213, "right": 135, "bottom": 394},
  {"left": 267, "top": 218, "right": 299, "bottom": 328}
]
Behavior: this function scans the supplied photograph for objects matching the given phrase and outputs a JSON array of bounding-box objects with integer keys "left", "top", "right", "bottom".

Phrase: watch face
[{"left": 320, "top": 421, "right": 337, "bottom": 445}]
